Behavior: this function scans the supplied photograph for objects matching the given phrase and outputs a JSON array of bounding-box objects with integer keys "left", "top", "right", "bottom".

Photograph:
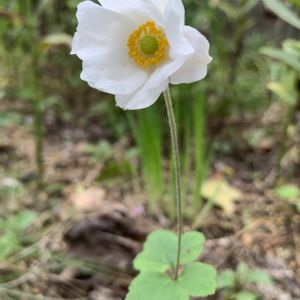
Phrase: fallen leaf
[
  {"left": 201, "top": 178, "right": 242, "bottom": 215},
  {"left": 70, "top": 186, "right": 106, "bottom": 212}
]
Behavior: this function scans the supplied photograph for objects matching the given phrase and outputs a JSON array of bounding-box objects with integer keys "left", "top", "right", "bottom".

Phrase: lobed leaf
[
  {"left": 126, "top": 262, "right": 216, "bottom": 300},
  {"left": 180, "top": 231, "right": 205, "bottom": 265},
  {"left": 126, "top": 272, "right": 189, "bottom": 300},
  {"left": 133, "top": 230, "right": 205, "bottom": 272},
  {"left": 133, "top": 230, "right": 177, "bottom": 272},
  {"left": 178, "top": 262, "right": 217, "bottom": 297}
]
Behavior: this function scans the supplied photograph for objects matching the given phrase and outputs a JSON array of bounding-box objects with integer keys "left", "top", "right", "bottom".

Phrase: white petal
[
  {"left": 139, "top": 0, "right": 164, "bottom": 27},
  {"left": 81, "top": 60, "right": 148, "bottom": 95},
  {"left": 115, "top": 56, "right": 185, "bottom": 110},
  {"left": 170, "top": 26, "right": 212, "bottom": 84},
  {"left": 72, "top": 1, "right": 147, "bottom": 94},
  {"left": 145, "top": 57, "right": 186, "bottom": 90},
  {"left": 116, "top": 80, "right": 169, "bottom": 110},
  {"left": 164, "top": 0, "right": 185, "bottom": 27},
  {"left": 98, "top": 0, "right": 140, "bottom": 12},
  {"left": 150, "top": 0, "right": 169, "bottom": 13},
  {"left": 164, "top": 0, "right": 193, "bottom": 57},
  {"left": 140, "top": 0, "right": 193, "bottom": 57},
  {"left": 139, "top": 0, "right": 184, "bottom": 26},
  {"left": 71, "top": 1, "right": 135, "bottom": 60},
  {"left": 98, "top": 0, "right": 147, "bottom": 24}
]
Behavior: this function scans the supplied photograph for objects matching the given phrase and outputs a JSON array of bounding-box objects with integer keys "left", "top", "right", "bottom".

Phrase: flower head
[{"left": 71, "top": 0, "right": 212, "bottom": 110}]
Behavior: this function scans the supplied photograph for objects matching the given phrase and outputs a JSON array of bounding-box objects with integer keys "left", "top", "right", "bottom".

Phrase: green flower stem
[{"left": 163, "top": 86, "right": 182, "bottom": 280}]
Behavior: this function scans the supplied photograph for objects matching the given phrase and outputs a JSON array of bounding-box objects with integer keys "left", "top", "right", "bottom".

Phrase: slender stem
[{"left": 163, "top": 86, "right": 182, "bottom": 280}]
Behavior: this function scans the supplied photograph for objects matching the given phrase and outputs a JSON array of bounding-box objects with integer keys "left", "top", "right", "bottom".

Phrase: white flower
[{"left": 71, "top": 0, "right": 212, "bottom": 110}]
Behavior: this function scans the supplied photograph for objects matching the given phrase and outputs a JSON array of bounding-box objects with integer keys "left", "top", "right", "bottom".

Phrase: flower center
[
  {"left": 127, "top": 21, "right": 168, "bottom": 69},
  {"left": 140, "top": 35, "right": 159, "bottom": 55}
]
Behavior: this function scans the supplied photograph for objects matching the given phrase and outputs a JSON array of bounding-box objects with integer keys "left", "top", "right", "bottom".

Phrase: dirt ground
[{"left": 0, "top": 102, "right": 299, "bottom": 300}]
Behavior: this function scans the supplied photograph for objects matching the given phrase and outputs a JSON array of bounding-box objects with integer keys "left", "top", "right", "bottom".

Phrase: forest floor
[{"left": 0, "top": 101, "right": 299, "bottom": 300}]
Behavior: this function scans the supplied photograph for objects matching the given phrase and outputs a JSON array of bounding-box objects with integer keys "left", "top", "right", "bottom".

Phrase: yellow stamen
[{"left": 127, "top": 21, "right": 169, "bottom": 69}]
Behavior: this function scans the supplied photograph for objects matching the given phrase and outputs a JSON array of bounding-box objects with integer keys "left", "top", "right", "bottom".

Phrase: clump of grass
[{"left": 128, "top": 105, "right": 164, "bottom": 211}]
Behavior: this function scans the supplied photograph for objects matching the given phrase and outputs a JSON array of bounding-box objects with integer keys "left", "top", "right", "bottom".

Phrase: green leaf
[
  {"left": 0, "top": 231, "right": 20, "bottom": 259},
  {"left": 0, "top": 111, "right": 21, "bottom": 127},
  {"left": 134, "top": 230, "right": 176, "bottom": 272},
  {"left": 13, "top": 211, "right": 37, "bottom": 232},
  {"left": 261, "top": 47, "right": 300, "bottom": 73},
  {"left": 134, "top": 230, "right": 205, "bottom": 272},
  {"left": 83, "top": 141, "right": 113, "bottom": 161},
  {"left": 126, "top": 262, "right": 216, "bottom": 300},
  {"left": 5, "top": 211, "right": 37, "bottom": 233},
  {"left": 237, "top": 262, "right": 250, "bottom": 284},
  {"left": 217, "top": 270, "right": 236, "bottom": 289},
  {"left": 288, "top": 0, "right": 300, "bottom": 7},
  {"left": 247, "top": 270, "right": 273, "bottom": 284},
  {"left": 237, "top": 262, "right": 249, "bottom": 275},
  {"left": 267, "top": 70, "right": 298, "bottom": 105},
  {"left": 178, "top": 262, "right": 217, "bottom": 297},
  {"left": 283, "top": 39, "right": 300, "bottom": 55},
  {"left": 126, "top": 272, "right": 189, "bottom": 300},
  {"left": 275, "top": 184, "right": 299, "bottom": 200},
  {"left": 129, "top": 230, "right": 216, "bottom": 299},
  {"left": 262, "top": 0, "right": 300, "bottom": 29},
  {"left": 133, "top": 251, "right": 170, "bottom": 273},
  {"left": 234, "top": 291, "right": 257, "bottom": 300},
  {"left": 98, "top": 160, "right": 132, "bottom": 181},
  {"left": 181, "top": 231, "right": 205, "bottom": 264},
  {"left": 216, "top": 0, "right": 259, "bottom": 19}
]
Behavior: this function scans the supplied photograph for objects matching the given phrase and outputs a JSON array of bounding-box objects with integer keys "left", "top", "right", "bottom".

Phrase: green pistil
[{"left": 140, "top": 35, "right": 159, "bottom": 55}]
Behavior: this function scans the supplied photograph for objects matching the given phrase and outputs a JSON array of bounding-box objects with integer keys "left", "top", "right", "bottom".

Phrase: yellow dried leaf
[{"left": 201, "top": 178, "right": 242, "bottom": 215}]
